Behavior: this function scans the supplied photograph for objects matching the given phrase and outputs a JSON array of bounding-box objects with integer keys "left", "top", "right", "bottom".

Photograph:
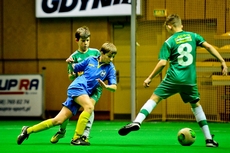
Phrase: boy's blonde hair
[{"left": 100, "top": 42, "right": 117, "bottom": 55}]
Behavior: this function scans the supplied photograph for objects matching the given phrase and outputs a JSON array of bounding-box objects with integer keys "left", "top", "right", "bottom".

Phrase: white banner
[
  {"left": 0, "top": 75, "right": 43, "bottom": 117},
  {"left": 36, "top": 0, "right": 142, "bottom": 18}
]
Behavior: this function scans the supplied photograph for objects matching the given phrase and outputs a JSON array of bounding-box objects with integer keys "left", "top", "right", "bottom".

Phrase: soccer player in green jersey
[
  {"left": 118, "top": 14, "right": 228, "bottom": 147},
  {"left": 50, "top": 26, "right": 101, "bottom": 145}
]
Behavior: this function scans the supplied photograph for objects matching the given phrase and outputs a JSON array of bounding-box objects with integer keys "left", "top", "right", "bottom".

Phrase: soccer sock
[
  {"left": 134, "top": 99, "right": 157, "bottom": 124},
  {"left": 59, "top": 119, "right": 69, "bottom": 132},
  {"left": 27, "top": 119, "right": 53, "bottom": 134},
  {"left": 191, "top": 106, "right": 212, "bottom": 139},
  {"left": 73, "top": 111, "right": 90, "bottom": 140},
  {"left": 83, "top": 111, "right": 94, "bottom": 138}
]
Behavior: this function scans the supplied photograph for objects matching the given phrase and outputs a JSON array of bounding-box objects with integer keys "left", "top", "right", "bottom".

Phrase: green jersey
[
  {"left": 68, "top": 48, "right": 100, "bottom": 74},
  {"left": 159, "top": 31, "right": 205, "bottom": 85},
  {"left": 71, "top": 48, "right": 100, "bottom": 63}
]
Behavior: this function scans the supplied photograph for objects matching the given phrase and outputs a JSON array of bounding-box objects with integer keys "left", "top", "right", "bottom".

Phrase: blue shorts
[
  {"left": 64, "top": 84, "right": 102, "bottom": 115},
  {"left": 67, "top": 86, "right": 88, "bottom": 98},
  {"left": 62, "top": 96, "right": 80, "bottom": 116},
  {"left": 63, "top": 86, "right": 88, "bottom": 115}
]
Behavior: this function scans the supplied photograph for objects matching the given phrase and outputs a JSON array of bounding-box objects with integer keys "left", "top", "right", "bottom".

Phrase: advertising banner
[
  {"left": 36, "top": 0, "right": 142, "bottom": 18},
  {"left": 0, "top": 74, "right": 44, "bottom": 117}
]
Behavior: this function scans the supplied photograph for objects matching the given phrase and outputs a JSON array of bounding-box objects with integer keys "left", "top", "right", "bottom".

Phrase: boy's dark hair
[
  {"left": 75, "top": 26, "right": 91, "bottom": 40},
  {"left": 164, "top": 14, "right": 182, "bottom": 27},
  {"left": 100, "top": 42, "right": 117, "bottom": 55}
]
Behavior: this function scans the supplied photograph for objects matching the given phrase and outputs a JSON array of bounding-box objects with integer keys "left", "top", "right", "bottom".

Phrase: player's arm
[
  {"left": 97, "top": 66, "right": 117, "bottom": 92},
  {"left": 66, "top": 56, "right": 76, "bottom": 81},
  {"left": 97, "top": 79, "right": 117, "bottom": 92},
  {"left": 67, "top": 64, "right": 76, "bottom": 81},
  {"left": 201, "top": 42, "right": 228, "bottom": 75},
  {"left": 143, "top": 59, "right": 167, "bottom": 88},
  {"left": 71, "top": 58, "right": 89, "bottom": 73}
]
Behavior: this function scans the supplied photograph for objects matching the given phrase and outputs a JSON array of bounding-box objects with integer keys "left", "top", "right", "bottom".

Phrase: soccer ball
[{"left": 177, "top": 128, "right": 196, "bottom": 146}]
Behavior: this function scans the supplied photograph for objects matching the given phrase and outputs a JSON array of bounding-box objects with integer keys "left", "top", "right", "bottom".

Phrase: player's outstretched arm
[
  {"left": 202, "top": 42, "right": 228, "bottom": 75},
  {"left": 66, "top": 56, "right": 74, "bottom": 62},
  {"left": 143, "top": 60, "right": 167, "bottom": 88},
  {"left": 66, "top": 56, "right": 77, "bottom": 80},
  {"left": 97, "top": 79, "right": 117, "bottom": 92}
]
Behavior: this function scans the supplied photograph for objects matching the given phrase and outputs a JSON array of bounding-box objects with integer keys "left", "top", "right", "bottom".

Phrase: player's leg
[
  {"left": 51, "top": 98, "right": 96, "bottom": 145},
  {"left": 190, "top": 102, "right": 218, "bottom": 147},
  {"left": 17, "top": 106, "right": 72, "bottom": 145},
  {"left": 50, "top": 119, "right": 69, "bottom": 143},
  {"left": 118, "top": 81, "right": 176, "bottom": 136},
  {"left": 70, "top": 111, "right": 94, "bottom": 145},
  {"left": 82, "top": 87, "right": 102, "bottom": 141},
  {"left": 71, "top": 94, "right": 94, "bottom": 145},
  {"left": 82, "top": 110, "right": 94, "bottom": 139},
  {"left": 68, "top": 111, "right": 94, "bottom": 146},
  {"left": 118, "top": 93, "right": 160, "bottom": 136},
  {"left": 72, "top": 87, "right": 101, "bottom": 145},
  {"left": 50, "top": 97, "right": 81, "bottom": 143},
  {"left": 182, "top": 84, "right": 218, "bottom": 147}
]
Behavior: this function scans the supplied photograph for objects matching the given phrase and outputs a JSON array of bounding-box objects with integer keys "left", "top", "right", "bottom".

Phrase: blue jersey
[{"left": 67, "top": 56, "right": 117, "bottom": 97}]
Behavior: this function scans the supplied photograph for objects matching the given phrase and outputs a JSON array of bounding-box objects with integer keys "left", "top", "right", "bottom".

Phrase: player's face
[
  {"left": 101, "top": 52, "right": 116, "bottom": 64},
  {"left": 78, "top": 37, "right": 90, "bottom": 52}
]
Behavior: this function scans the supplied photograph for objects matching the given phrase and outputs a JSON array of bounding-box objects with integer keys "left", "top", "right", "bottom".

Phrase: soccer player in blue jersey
[
  {"left": 17, "top": 42, "right": 117, "bottom": 145},
  {"left": 50, "top": 26, "right": 102, "bottom": 145},
  {"left": 118, "top": 14, "right": 228, "bottom": 147}
]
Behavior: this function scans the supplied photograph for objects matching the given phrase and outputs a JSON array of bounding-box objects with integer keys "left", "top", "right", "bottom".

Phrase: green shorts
[
  {"left": 90, "top": 86, "right": 103, "bottom": 103},
  {"left": 154, "top": 80, "right": 200, "bottom": 103}
]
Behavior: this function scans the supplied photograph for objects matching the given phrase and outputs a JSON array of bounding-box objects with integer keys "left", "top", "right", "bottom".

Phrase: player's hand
[
  {"left": 66, "top": 56, "right": 74, "bottom": 63},
  {"left": 221, "top": 64, "right": 228, "bottom": 76},
  {"left": 68, "top": 73, "right": 76, "bottom": 81},
  {"left": 143, "top": 78, "right": 151, "bottom": 88},
  {"left": 96, "top": 79, "right": 107, "bottom": 88}
]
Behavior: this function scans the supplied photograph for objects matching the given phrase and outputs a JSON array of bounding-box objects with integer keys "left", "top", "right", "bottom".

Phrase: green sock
[{"left": 60, "top": 119, "right": 69, "bottom": 132}]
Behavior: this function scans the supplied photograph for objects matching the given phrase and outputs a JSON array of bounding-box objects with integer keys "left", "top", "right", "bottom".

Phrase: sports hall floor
[{"left": 1, "top": 120, "right": 229, "bottom": 153}]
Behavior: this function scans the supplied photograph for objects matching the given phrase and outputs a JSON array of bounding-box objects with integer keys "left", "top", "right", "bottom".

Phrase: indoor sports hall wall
[{"left": 0, "top": 0, "right": 230, "bottom": 122}]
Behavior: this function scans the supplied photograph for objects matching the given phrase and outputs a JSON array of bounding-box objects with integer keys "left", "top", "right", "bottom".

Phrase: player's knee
[
  {"left": 87, "top": 104, "right": 94, "bottom": 112},
  {"left": 52, "top": 118, "right": 66, "bottom": 125},
  {"left": 83, "top": 103, "right": 94, "bottom": 113},
  {"left": 150, "top": 94, "right": 162, "bottom": 104},
  {"left": 190, "top": 99, "right": 201, "bottom": 108}
]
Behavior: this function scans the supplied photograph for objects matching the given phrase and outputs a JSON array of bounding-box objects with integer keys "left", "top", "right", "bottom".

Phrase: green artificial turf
[{"left": 0, "top": 120, "right": 229, "bottom": 153}]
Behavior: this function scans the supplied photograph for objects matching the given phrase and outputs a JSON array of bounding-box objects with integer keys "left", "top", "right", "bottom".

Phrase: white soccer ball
[{"left": 177, "top": 127, "right": 196, "bottom": 146}]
